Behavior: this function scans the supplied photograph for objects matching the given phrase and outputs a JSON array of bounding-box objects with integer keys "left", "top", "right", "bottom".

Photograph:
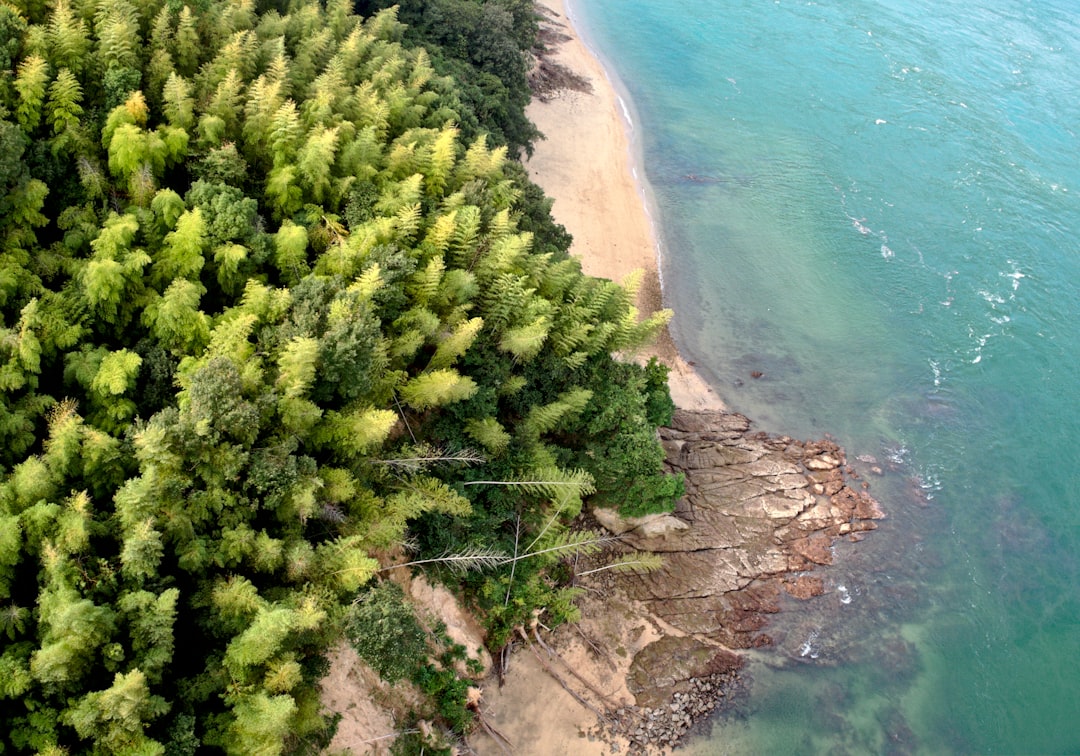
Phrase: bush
[{"left": 347, "top": 583, "right": 428, "bottom": 684}]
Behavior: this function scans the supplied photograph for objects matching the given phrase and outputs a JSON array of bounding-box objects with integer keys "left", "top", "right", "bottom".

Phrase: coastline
[
  {"left": 468, "top": 3, "right": 725, "bottom": 752},
  {"left": 468, "top": 5, "right": 888, "bottom": 755},
  {"left": 523, "top": 0, "right": 724, "bottom": 413},
  {"left": 469, "top": 3, "right": 730, "bottom": 754},
  {"left": 321, "top": 8, "right": 746, "bottom": 752},
  {"left": 314, "top": 1, "right": 894, "bottom": 750}
]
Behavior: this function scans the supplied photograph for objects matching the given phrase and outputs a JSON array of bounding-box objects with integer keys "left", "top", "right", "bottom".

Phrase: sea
[{"left": 568, "top": 0, "right": 1080, "bottom": 753}]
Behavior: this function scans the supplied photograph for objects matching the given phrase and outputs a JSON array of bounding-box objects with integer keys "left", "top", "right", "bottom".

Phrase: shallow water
[{"left": 570, "top": 0, "right": 1080, "bottom": 752}]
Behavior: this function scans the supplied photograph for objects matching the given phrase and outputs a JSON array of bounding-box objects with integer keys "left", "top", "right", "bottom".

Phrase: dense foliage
[
  {"left": 354, "top": 0, "right": 540, "bottom": 156},
  {"left": 0, "top": 0, "right": 679, "bottom": 752}
]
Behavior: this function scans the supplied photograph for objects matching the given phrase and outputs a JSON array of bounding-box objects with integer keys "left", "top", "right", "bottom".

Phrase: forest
[{"left": 0, "top": 0, "right": 682, "bottom": 752}]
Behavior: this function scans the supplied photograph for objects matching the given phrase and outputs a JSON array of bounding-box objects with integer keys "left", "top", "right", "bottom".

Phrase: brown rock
[
  {"left": 853, "top": 491, "right": 887, "bottom": 520},
  {"left": 592, "top": 507, "right": 690, "bottom": 538},
  {"left": 601, "top": 409, "right": 883, "bottom": 651},
  {"left": 627, "top": 636, "right": 742, "bottom": 708},
  {"left": 790, "top": 534, "right": 834, "bottom": 565},
  {"left": 805, "top": 454, "right": 842, "bottom": 471},
  {"left": 783, "top": 575, "right": 826, "bottom": 599}
]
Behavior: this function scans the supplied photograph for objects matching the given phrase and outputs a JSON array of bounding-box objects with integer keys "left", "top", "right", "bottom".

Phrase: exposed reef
[{"left": 559, "top": 408, "right": 886, "bottom": 753}]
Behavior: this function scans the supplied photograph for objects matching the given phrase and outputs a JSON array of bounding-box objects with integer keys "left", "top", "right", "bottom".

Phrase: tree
[
  {"left": 0, "top": 0, "right": 684, "bottom": 751},
  {"left": 64, "top": 670, "right": 169, "bottom": 754},
  {"left": 14, "top": 55, "right": 48, "bottom": 132}
]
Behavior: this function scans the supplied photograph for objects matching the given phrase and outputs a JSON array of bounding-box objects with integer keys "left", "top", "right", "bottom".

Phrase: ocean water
[{"left": 568, "top": 0, "right": 1080, "bottom": 753}]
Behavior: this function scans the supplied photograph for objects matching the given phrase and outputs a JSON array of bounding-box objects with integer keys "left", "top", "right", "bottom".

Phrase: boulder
[
  {"left": 627, "top": 636, "right": 742, "bottom": 708},
  {"left": 593, "top": 508, "right": 690, "bottom": 539}
]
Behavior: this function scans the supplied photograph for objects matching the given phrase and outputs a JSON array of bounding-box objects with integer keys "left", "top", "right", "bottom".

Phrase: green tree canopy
[{"left": 0, "top": 0, "right": 679, "bottom": 752}]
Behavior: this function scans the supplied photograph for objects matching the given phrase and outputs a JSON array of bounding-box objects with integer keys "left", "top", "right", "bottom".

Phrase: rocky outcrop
[
  {"left": 562, "top": 409, "right": 886, "bottom": 753},
  {"left": 626, "top": 636, "right": 741, "bottom": 708},
  {"left": 604, "top": 409, "right": 885, "bottom": 652},
  {"left": 470, "top": 409, "right": 886, "bottom": 756}
]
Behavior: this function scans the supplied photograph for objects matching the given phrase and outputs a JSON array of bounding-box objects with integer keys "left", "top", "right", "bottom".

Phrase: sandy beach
[
  {"left": 523, "top": 0, "right": 724, "bottom": 413},
  {"left": 468, "top": 1, "right": 726, "bottom": 753},
  {"left": 325, "top": 4, "right": 729, "bottom": 752}
]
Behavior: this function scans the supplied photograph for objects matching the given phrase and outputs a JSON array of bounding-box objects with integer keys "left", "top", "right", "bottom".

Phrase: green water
[{"left": 570, "top": 0, "right": 1080, "bottom": 751}]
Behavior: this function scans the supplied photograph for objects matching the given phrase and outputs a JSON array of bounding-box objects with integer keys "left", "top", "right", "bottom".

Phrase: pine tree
[
  {"left": 312, "top": 406, "right": 397, "bottom": 458},
  {"left": 223, "top": 691, "right": 296, "bottom": 756},
  {"left": 427, "top": 316, "right": 482, "bottom": 370},
  {"left": 296, "top": 124, "right": 340, "bottom": 204},
  {"left": 465, "top": 416, "right": 511, "bottom": 455},
  {"left": 94, "top": 0, "right": 141, "bottom": 73},
  {"left": 173, "top": 6, "right": 200, "bottom": 76},
  {"left": 400, "top": 368, "right": 478, "bottom": 411},
  {"left": 207, "top": 68, "right": 245, "bottom": 139},
  {"left": 424, "top": 125, "right": 457, "bottom": 198},
  {"left": 78, "top": 211, "right": 147, "bottom": 326},
  {"left": 499, "top": 315, "right": 550, "bottom": 362},
  {"left": 30, "top": 583, "right": 117, "bottom": 687},
  {"left": 141, "top": 279, "right": 210, "bottom": 353},
  {"left": 64, "top": 669, "right": 169, "bottom": 753},
  {"left": 117, "top": 588, "right": 177, "bottom": 684},
  {"left": 161, "top": 72, "right": 195, "bottom": 131},
  {"left": 273, "top": 219, "right": 309, "bottom": 283},
  {"left": 275, "top": 336, "right": 318, "bottom": 399}
]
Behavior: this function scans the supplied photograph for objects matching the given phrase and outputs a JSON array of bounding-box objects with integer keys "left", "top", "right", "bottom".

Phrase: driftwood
[
  {"left": 533, "top": 627, "right": 620, "bottom": 709},
  {"left": 517, "top": 626, "right": 609, "bottom": 724},
  {"left": 475, "top": 713, "right": 514, "bottom": 756},
  {"left": 573, "top": 623, "right": 619, "bottom": 673}
]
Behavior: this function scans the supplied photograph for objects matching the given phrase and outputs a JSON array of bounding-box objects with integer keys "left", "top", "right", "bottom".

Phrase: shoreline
[
  {"left": 469, "top": 3, "right": 735, "bottom": 753},
  {"left": 468, "top": 4, "right": 886, "bottom": 755},
  {"left": 523, "top": 0, "right": 724, "bottom": 413},
  {"left": 561, "top": 0, "right": 666, "bottom": 292}
]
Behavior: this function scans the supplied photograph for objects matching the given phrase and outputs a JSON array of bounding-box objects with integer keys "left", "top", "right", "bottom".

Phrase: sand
[
  {"left": 467, "top": 1, "right": 727, "bottom": 753},
  {"left": 523, "top": 0, "right": 724, "bottom": 413},
  {"left": 322, "top": 2, "right": 726, "bottom": 750}
]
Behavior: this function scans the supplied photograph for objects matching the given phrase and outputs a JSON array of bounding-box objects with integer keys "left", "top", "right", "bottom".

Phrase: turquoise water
[{"left": 569, "top": 0, "right": 1080, "bottom": 752}]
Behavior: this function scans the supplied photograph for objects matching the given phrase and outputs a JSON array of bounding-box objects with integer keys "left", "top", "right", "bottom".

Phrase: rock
[
  {"left": 783, "top": 575, "right": 826, "bottom": 599},
  {"left": 627, "top": 636, "right": 742, "bottom": 708},
  {"left": 853, "top": 491, "right": 887, "bottom": 520},
  {"left": 790, "top": 534, "right": 834, "bottom": 566},
  {"left": 593, "top": 508, "right": 691, "bottom": 539},
  {"left": 605, "top": 409, "right": 884, "bottom": 649},
  {"left": 506, "top": 409, "right": 889, "bottom": 755},
  {"left": 805, "top": 454, "right": 842, "bottom": 470}
]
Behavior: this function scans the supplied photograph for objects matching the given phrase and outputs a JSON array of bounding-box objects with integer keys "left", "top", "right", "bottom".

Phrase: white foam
[
  {"left": 884, "top": 444, "right": 908, "bottom": 465},
  {"left": 915, "top": 468, "right": 943, "bottom": 500},
  {"left": 799, "top": 630, "right": 821, "bottom": 659},
  {"left": 616, "top": 94, "right": 633, "bottom": 130},
  {"left": 852, "top": 217, "right": 872, "bottom": 235},
  {"left": 1003, "top": 265, "right": 1025, "bottom": 291}
]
